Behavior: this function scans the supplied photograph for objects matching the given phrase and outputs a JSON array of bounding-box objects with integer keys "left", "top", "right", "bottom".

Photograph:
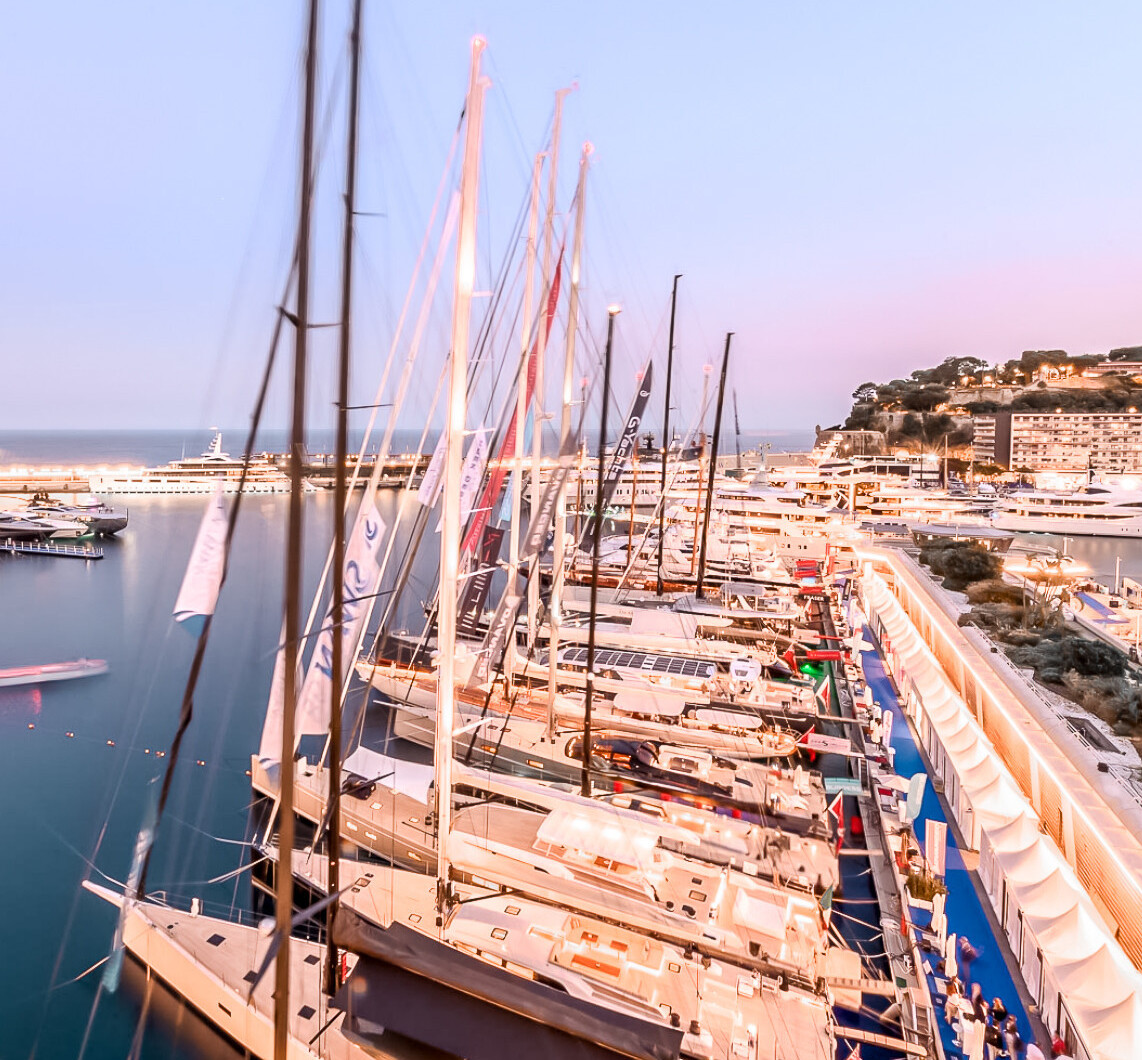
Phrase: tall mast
[
  {"left": 436, "top": 36, "right": 487, "bottom": 914},
  {"left": 656, "top": 275, "right": 681, "bottom": 595},
  {"left": 507, "top": 153, "right": 543, "bottom": 691},
  {"left": 527, "top": 88, "right": 569, "bottom": 644},
  {"left": 691, "top": 365, "right": 712, "bottom": 577},
  {"left": 547, "top": 142, "right": 591, "bottom": 734},
  {"left": 275, "top": 0, "right": 319, "bottom": 1053},
  {"left": 695, "top": 333, "right": 732, "bottom": 601},
  {"left": 582, "top": 306, "right": 618, "bottom": 797},
  {"left": 733, "top": 388, "right": 742, "bottom": 470},
  {"left": 325, "top": 0, "right": 362, "bottom": 998}
]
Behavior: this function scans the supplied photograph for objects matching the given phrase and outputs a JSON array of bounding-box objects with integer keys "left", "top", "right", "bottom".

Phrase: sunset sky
[{"left": 5, "top": 2, "right": 1142, "bottom": 436}]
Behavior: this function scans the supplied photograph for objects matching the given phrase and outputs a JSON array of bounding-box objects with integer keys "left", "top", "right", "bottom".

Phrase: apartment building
[{"left": 973, "top": 410, "right": 1142, "bottom": 471}]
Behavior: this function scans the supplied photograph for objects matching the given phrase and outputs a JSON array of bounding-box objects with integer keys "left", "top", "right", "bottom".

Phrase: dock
[{"left": 0, "top": 539, "right": 103, "bottom": 560}]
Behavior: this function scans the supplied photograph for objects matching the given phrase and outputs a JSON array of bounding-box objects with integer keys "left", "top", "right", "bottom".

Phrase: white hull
[
  {"left": 87, "top": 474, "right": 299, "bottom": 495},
  {"left": 994, "top": 512, "right": 1142, "bottom": 538}
]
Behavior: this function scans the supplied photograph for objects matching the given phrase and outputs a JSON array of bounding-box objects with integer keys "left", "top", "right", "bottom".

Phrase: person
[
  {"left": 954, "top": 936, "right": 982, "bottom": 986},
  {"left": 971, "top": 982, "right": 989, "bottom": 1024},
  {"left": 944, "top": 977, "right": 961, "bottom": 1025},
  {"left": 992, "top": 997, "right": 1008, "bottom": 1023},
  {"left": 1025, "top": 1042, "right": 1045, "bottom": 1060},
  {"left": 985, "top": 1021, "right": 1004, "bottom": 1060},
  {"left": 1004, "top": 1015, "right": 1024, "bottom": 1060}
]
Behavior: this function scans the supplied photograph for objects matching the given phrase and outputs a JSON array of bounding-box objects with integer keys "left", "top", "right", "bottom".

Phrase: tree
[
  {"left": 902, "top": 386, "right": 949, "bottom": 412},
  {"left": 851, "top": 381, "right": 879, "bottom": 403}
]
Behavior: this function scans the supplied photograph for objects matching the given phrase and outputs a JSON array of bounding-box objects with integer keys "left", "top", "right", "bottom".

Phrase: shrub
[{"left": 965, "top": 579, "right": 1024, "bottom": 606}]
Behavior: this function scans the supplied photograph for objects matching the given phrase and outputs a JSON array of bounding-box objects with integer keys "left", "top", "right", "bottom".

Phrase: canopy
[
  {"left": 1050, "top": 943, "right": 1137, "bottom": 1008},
  {"left": 1014, "top": 866, "right": 1081, "bottom": 920},
  {"left": 536, "top": 807, "right": 661, "bottom": 873},
  {"left": 630, "top": 610, "right": 701, "bottom": 639}
]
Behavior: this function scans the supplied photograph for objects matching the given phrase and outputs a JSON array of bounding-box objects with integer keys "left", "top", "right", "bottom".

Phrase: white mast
[
  {"left": 547, "top": 142, "right": 591, "bottom": 734},
  {"left": 436, "top": 36, "right": 487, "bottom": 913},
  {"left": 506, "top": 153, "right": 544, "bottom": 691},
  {"left": 527, "top": 88, "right": 570, "bottom": 645}
]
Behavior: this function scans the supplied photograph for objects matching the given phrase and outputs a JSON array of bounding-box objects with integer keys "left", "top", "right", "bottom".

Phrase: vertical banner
[
  {"left": 417, "top": 434, "right": 448, "bottom": 507},
  {"left": 881, "top": 709, "right": 894, "bottom": 748},
  {"left": 173, "top": 484, "right": 228, "bottom": 632},
  {"left": 925, "top": 818, "right": 947, "bottom": 878},
  {"left": 457, "top": 526, "right": 505, "bottom": 638},
  {"left": 294, "top": 499, "right": 387, "bottom": 739},
  {"left": 582, "top": 362, "right": 654, "bottom": 545},
  {"left": 461, "top": 256, "right": 563, "bottom": 558}
]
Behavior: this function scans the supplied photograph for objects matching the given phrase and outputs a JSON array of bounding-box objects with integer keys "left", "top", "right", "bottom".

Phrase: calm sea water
[
  {"left": 0, "top": 486, "right": 442, "bottom": 1059},
  {"left": 0, "top": 427, "right": 817, "bottom": 469}
]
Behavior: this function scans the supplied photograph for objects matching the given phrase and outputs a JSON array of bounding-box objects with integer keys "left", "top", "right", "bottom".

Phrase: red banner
[{"left": 461, "top": 254, "right": 564, "bottom": 559}]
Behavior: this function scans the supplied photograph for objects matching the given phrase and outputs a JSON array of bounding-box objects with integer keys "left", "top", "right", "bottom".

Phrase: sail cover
[{"left": 332, "top": 908, "right": 682, "bottom": 1060}]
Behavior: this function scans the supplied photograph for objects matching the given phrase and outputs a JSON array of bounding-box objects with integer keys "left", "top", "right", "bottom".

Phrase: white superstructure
[
  {"left": 992, "top": 483, "right": 1142, "bottom": 537},
  {"left": 87, "top": 432, "right": 310, "bottom": 494}
]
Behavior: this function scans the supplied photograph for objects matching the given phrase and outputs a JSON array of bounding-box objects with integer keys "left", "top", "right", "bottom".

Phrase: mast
[
  {"left": 275, "top": 0, "right": 319, "bottom": 1053},
  {"left": 733, "top": 388, "right": 742, "bottom": 470},
  {"left": 436, "top": 36, "right": 487, "bottom": 914},
  {"left": 695, "top": 333, "right": 732, "bottom": 602},
  {"left": 656, "top": 275, "right": 680, "bottom": 595},
  {"left": 582, "top": 306, "right": 618, "bottom": 797},
  {"left": 547, "top": 142, "right": 591, "bottom": 734},
  {"left": 691, "top": 365, "right": 712, "bottom": 578},
  {"left": 527, "top": 88, "right": 569, "bottom": 645},
  {"left": 507, "top": 153, "right": 543, "bottom": 692},
  {"left": 325, "top": 0, "right": 362, "bottom": 998}
]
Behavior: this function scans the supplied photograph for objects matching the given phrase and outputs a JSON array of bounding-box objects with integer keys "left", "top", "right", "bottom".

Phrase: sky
[{"left": 5, "top": 2, "right": 1142, "bottom": 435}]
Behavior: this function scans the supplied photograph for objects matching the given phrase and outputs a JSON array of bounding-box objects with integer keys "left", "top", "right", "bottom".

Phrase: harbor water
[{"left": 1, "top": 429, "right": 1139, "bottom": 1057}]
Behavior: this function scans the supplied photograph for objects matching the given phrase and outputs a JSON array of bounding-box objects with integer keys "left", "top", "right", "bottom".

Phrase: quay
[{"left": 855, "top": 541, "right": 1142, "bottom": 1057}]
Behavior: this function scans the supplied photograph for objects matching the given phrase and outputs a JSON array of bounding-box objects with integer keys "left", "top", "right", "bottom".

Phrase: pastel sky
[{"left": 4, "top": 2, "right": 1142, "bottom": 435}]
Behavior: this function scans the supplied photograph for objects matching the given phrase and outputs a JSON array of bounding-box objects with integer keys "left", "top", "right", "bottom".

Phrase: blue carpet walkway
[{"left": 860, "top": 635, "right": 1034, "bottom": 1059}]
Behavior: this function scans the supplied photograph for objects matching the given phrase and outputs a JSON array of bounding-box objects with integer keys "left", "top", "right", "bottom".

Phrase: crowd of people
[{"left": 940, "top": 936, "right": 1063, "bottom": 1060}]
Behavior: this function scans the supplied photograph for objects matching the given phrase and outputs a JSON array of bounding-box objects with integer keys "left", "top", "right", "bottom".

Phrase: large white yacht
[
  {"left": 87, "top": 432, "right": 309, "bottom": 494},
  {"left": 993, "top": 483, "right": 1142, "bottom": 537}
]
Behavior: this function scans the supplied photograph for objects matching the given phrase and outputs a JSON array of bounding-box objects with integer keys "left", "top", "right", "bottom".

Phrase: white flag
[
  {"left": 417, "top": 434, "right": 447, "bottom": 507},
  {"left": 173, "top": 485, "right": 227, "bottom": 633},
  {"left": 294, "top": 499, "right": 387, "bottom": 739}
]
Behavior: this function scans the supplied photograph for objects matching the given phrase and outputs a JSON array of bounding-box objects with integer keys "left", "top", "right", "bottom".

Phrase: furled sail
[{"left": 172, "top": 484, "right": 228, "bottom": 632}]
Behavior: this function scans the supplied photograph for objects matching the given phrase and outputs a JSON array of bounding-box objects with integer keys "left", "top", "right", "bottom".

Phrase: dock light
[
  {"left": 27, "top": 723, "right": 34, "bottom": 730},
  {"left": 106, "top": 739, "right": 115, "bottom": 747},
  {"left": 66, "top": 732, "right": 74, "bottom": 738},
  {"left": 196, "top": 759, "right": 205, "bottom": 767}
]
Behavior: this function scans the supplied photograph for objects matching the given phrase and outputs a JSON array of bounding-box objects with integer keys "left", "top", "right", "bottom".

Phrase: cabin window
[
  {"left": 491, "top": 928, "right": 509, "bottom": 941},
  {"left": 408, "top": 913, "right": 422, "bottom": 924}
]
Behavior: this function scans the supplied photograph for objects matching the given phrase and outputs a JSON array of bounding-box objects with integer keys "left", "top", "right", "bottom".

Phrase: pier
[{"left": 0, "top": 539, "right": 103, "bottom": 560}]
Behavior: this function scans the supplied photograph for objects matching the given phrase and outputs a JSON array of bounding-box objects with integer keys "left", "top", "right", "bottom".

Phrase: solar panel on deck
[{"left": 562, "top": 646, "right": 713, "bottom": 679}]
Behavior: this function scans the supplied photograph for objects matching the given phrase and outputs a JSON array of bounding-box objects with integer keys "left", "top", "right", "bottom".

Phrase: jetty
[{"left": 0, "top": 539, "right": 103, "bottom": 560}]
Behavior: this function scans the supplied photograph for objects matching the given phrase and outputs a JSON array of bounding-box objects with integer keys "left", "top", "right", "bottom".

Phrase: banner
[
  {"left": 925, "top": 817, "right": 948, "bottom": 878},
  {"left": 435, "top": 428, "right": 488, "bottom": 531},
  {"left": 173, "top": 484, "right": 228, "bottom": 632},
  {"left": 881, "top": 709, "right": 894, "bottom": 748},
  {"left": 461, "top": 256, "right": 563, "bottom": 558},
  {"left": 799, "top": 731, "right": 853, "bottom": 755},
  {"left": 583, "top": 362, "right": 654, "bottom": 545},
  {"left": 520, "top": 431, "right": 579, "bottom": 562},
  {"left": 466, "top": 589, "right": 522, "bottom": 690},
  {"left": 294, "top": 499, "right": 388, "bottom": 740},
  {"left": 457, "top": 526, "right": 505, "bottom": 638},
  {"left": 418, "top": 433, "right": 447, "bottom": 507}
]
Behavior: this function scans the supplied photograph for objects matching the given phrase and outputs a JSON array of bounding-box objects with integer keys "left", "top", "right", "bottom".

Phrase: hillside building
[{"left": 973, "top": 410, "right": 1142, "bottom": 471}]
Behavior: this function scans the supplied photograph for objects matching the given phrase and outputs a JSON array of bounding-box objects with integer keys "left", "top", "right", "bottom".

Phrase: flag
[
  {"left": 904, "top": 772, "right": 927, "bottom": 824},
  {"left": 172, "top": 484, "right": 227, "bottom": 633}
]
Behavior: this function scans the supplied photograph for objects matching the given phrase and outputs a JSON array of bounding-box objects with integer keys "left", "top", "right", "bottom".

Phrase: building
[
  {"left": 973, "top": 410, "right": 1142, "bottom": 472},
  {"left": 1084, "top": 360, "right": 1142, "bottom": 379}
]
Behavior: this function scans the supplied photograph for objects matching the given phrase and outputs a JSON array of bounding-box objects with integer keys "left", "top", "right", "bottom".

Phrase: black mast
[
  {"left": 733, "top": 388, "right": 742, "bottom": 470},
  {"left": 326, "top": 0, "right": 363, "bottom": 999},
  {"left": 695, "top": 332, "right": 732, "bottom": 601},
  {"left": 656, "top": 275, "right": 680, "bottom": 595},
  {"left": 275, "top": 0, "right": 319, "bottom": 1054},
  {"left": 583, "top": 307, "right": 618, "bottom": 797}
]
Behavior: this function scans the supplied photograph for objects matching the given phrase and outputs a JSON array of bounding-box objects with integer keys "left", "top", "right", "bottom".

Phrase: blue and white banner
[{"left": 294, "top": 499, "right": 387, "bottom": 739}]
